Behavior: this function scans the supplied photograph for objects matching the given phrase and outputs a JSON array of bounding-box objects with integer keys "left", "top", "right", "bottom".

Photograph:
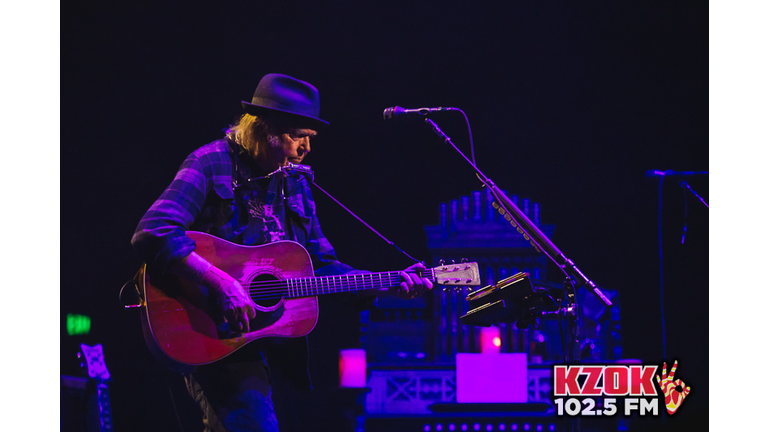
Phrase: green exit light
[{"left": 67, "top": 314, "right": 91, "bottom": 336}]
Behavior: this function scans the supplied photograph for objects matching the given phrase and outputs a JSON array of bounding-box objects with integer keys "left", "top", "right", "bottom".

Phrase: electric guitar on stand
[
  {"left": 134, "top": 231, "right": 481, "bottom": 369},
  {"left": 79, "top": 343, "right": 113, "bottom": 432}
]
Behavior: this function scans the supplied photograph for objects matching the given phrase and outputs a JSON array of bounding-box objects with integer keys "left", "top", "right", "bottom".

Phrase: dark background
[{"left": 61, "top": 2, "right": 708, "bottom": 431}]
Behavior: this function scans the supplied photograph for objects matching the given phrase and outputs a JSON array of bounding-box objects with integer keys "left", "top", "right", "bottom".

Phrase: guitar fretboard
[
  {"left": 285, "top": 270, "right": 435, "bottom": 298},
  {"left": 96, "top": 383, "right": 113, "bottom": 431}
]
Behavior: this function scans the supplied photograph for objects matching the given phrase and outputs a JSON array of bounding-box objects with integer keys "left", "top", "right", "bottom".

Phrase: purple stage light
[{"left": 480, "top": 326, "right": 501, "bottom": 354}]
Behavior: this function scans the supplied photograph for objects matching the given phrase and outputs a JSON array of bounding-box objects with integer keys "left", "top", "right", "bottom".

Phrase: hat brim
[{"left": 241, "top": 101, "right": 330, "bottom": 130}]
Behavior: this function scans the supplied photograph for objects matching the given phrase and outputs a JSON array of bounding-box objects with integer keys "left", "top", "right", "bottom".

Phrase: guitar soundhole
[{"left": 248, "top": 273, "right": 284, "bottom": 308}]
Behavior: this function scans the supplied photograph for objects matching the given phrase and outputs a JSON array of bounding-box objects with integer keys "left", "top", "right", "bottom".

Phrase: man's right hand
[
  {"left": 171, "top": 252, "right": 257, "bottom": 333},
  {"left": 201, "top": 265, "right": 257, "bottom": 333}
]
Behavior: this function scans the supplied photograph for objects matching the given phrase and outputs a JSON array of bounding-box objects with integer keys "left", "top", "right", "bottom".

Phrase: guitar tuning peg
[
  {"left": 452, "top": 259, "right": 456, "bottom": 264},
  {"left": 438, "top": 259, "right": 445, "bottom": 266},
  {"left": 461, "top": 258, "right": 468, "bottom": 263}
]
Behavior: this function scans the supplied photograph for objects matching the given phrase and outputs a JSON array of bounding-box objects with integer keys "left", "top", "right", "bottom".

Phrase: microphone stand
[
  {"left": 423, "top": 118, "right": 612, "bottom": 306},
  {"left": 421, "top": 116, "right": 611, "bottom": 432},
  {"left": 423, "top": 116, "right": 613, "bottom": 351}
]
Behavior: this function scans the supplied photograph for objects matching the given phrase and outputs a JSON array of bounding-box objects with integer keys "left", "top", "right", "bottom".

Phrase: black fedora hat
[{"left": 241, "top": 73, "right": 329, "bottom": 129}]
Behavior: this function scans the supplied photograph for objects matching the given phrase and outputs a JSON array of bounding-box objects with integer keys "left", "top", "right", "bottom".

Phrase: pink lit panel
[
  {"left": 456, "top": 353, "right": 528, "bottom": 403},
  {"left": 339, "top": 348, "right": 367, "bottom": 388}
]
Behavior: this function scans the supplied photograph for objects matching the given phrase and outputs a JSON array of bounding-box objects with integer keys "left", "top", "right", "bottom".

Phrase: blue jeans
[{"left": 183, "top": 353, "right": 279, "bottom": 432}]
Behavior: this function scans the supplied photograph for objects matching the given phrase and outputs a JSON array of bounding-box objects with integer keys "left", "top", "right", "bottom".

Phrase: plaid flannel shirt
[{"left": 131, "top": 138, "right": 353, "bottom": 276}]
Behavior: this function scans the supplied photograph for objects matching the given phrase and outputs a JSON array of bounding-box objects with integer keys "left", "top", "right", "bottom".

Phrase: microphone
[
  {"left": 383, "top": 106, "right": 457, "bottom": 120},
  {"left": 645, "top": 170, "right": 709, "bottom": 177},
  {"left": 284, "top": 162, "right": 314, "bottom": 181},
  {"left": 258, "top": 162, "right": 315, "bottom": 182}
]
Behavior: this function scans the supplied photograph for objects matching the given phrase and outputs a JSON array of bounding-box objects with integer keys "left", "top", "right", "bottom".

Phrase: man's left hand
[{"left": 392, "top": 263, "right": 433, "bottom": 299}]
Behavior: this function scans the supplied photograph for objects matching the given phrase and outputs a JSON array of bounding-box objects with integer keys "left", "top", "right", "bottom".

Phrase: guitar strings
[
  {"left": 244, "top": 270, "right": 434, "bottom": 291},
  {"left": 244, "top": 269, "right": 438, "bottom": 301},
  {"left": 245, "top": 273, "right": 429, "bottom": 297}
]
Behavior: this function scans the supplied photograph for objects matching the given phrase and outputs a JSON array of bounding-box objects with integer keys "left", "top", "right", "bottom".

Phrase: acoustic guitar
[{"left": 135, "top": 231, "right": 480, "bottom": 368}]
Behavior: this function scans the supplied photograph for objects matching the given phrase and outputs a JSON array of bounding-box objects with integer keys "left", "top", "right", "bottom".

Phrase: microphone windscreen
[{"left": 382, "top": 106, "right": 403, "bottom": 120}]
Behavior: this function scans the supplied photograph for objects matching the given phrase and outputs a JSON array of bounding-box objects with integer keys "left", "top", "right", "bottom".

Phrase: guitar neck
[
  {"left": 285, "top": 270, "right": 435, "bottom": 298},
  {"left": 95, "top": 383, "right": 113, "bottom": 431}
]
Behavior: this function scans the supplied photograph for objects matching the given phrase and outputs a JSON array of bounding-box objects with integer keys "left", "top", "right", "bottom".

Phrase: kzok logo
[
  {"left": 554, "top": 365, "right": 657, "bottom": 396},
  {"left": 552, "top": 360, "right": 691, "bottom": 417},
  {"left": 656, "top": 361, "right": 692, "bottom": 414}
]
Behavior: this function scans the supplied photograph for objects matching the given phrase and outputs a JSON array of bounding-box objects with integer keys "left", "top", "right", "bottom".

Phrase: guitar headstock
[
  {"left": 79, "top": 343, "right": 111, "bottom": 381},
  {"left": 433, "top": 259, "right": 481, "bottom": 288}
]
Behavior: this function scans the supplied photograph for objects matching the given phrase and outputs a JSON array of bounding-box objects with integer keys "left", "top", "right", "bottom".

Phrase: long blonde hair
[{"left": 225, "top": 113, "right": 273, "bottom": 157}]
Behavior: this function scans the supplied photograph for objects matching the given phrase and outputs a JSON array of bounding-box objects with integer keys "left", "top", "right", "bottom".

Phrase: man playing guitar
[{"left": 132, "top": 73, "right": 433, "bottom": 432}]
